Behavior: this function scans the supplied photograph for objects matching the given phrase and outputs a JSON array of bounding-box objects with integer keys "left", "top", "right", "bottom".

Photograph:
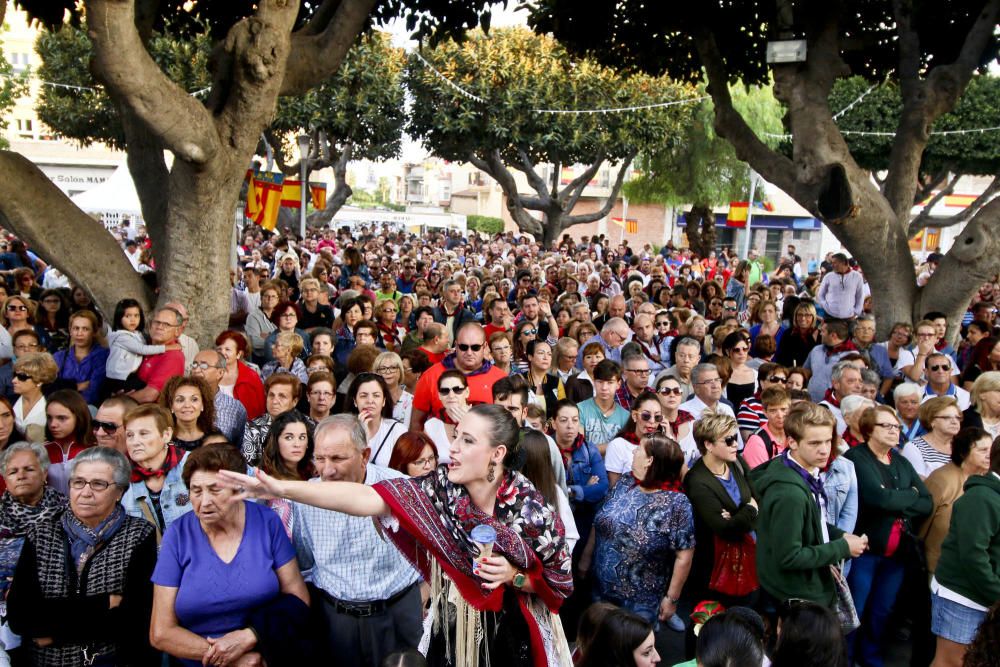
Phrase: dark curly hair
[{"left": 964, "top": 600, "right": 1000, "bottom": 667}]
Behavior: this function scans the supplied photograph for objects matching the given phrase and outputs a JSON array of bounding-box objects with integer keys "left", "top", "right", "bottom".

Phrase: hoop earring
[{"left": 487, "top": 461, "right": 496, "bottom": 483}]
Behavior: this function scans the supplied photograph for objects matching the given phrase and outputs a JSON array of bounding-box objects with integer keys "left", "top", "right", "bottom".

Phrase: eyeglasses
[
  {"left": 309, "top": 390, "right": 334, "bottom": 398},
  {"left": 874, "top": 422, "right": 902, "bottom": 431},
  {"left": 626, "top": 368, "right": 651, "bottom": 376},
  {"left": 491, "top": 345, "right": 511, "bottom": 353},
  {"left": 520, "top": 329, "right": 538, "bottom": 337},
  {"left": 721, "top": 435, "right": 739, "bottom": 446},
  {"left": 639, "top": 411, "right": 664, "bottom": 423},
  {"left": 933, "top": 415, "right": 961, "bottom": 422},
  {"left": 657, "top": 386, "right": 682, "bottom": 396},
  {"left": 189, "top": 361, "right": 222, "bottom": 371},
  {"left": 412, "top": 456, "right": 437, "bottom": 468},
  {"left": 723, "top": 306, "right": 737, "bottom": 311},
  {"left": 457, "top": 343, "right": 483, "bottom": 352},
  {"left": 439, "top": 385, "right": 467, "bottom": 395},
  {"left": 928, "top": 364, "right": 951, "bottom": 372},
  {"left": 92, "top": 420, "right": 121, "bottom": 433},
  {"left": 150, "top": 319, "right": 176, "bottom": 328},
  {"left": 68, "top": 477, "right": 113, "bottom": 491},
  {"left": 696, "top": 377, "right": 722, "bottom": 385},
  {"left": 916, "top": 332, "right": 935, "bottom": 338},
  {"left": 655, "top": 321, "right": 671, "bottom": 327},
  {"left": 12, "top": 372, "right": 33, "bottom": 382},
  {"left": 5, "top": 305, "right": 27, "bottom": 312},
  {"left": 374, "top": 366, "right": 398, "bottom": 374}
]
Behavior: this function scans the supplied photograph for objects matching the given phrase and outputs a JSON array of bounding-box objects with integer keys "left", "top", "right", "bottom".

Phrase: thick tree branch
[
  {"left": 558, "top": 153, "right": 605, "bottom": 205},
  {"left": 120, "top": 110, "right": 170, "bottom": 240},
  {"left": 907, "top": 173, "right": 960, "bottom": 233},
  {"left": 915, "top": 169, "right": 950, "bottom": 204},
  {"left": 694, "top": 30, "right": 799, "bottom": 199},
  {"left": 561, "top": 154, "right": 635, "bottom": 227},
  {"left": 910, "top": 173, "right": 1000, "bottom": 234},
  {"left": 469, "top": 152, "right": 544, "bottom": 236},
  {"left": 300, "top": 0, "right": 343, "bottom": 36},
  {"left": 514, "top": 148, "right": 551, "bottom": 202},
  {"left": 920, "top": 197, "right": 1000, "bottom": 328},
  {"left": 0, "top": 152, "right": 153, "bottom": 313},
  {"left": 281, "top": 0, "right": 378, "bottom": 96},
  {"left": 84, "top": 0, "right": 220, "bottom": 164}
]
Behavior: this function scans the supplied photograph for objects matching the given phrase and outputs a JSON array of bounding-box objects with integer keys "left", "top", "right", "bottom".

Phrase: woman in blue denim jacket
[
  {"left": 822, "top": 451, "right": 859, "bottom": 533},
  {"left": 120, "top": 404, "right": 193, "bottom": 541},
  {"left": 551, "top": 400, "right": 608, "bottom": 554}
]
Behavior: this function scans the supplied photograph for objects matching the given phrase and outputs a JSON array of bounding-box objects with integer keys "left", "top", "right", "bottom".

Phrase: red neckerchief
[
  {"left": 825, "top": 340, "right": 857, "bottom": 359},
  {"left": 842, "top": 430, "right": 863, "bottom": 449},
  {"left": 934, "top": 339, "right": 948, "bottom": 352},
  {"left": 822, "top": 388, "right": 841, "bottom": 408},
  {"left": 131, "top": 445, "right": 185, "bottom": 484},
  {"left": 621, "top": 430, "right": 641, "bottom": 445},
  {"left": 557, "top": 433, "right": 587, "bottom": 469},
  {"left": 640, "top": 478, "right": 684, "bottom": 493},
  {"left": 377, "top": 322, "right": 400, "bottom": 348}
]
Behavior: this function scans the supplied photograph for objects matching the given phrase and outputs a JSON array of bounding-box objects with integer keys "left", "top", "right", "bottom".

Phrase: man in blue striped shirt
[{"left": 292, "top": 415, "right": 422, "bottom": 667}]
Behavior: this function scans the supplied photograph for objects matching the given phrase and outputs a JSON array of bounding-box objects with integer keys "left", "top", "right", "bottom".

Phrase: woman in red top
[
  {"left": 215, "top": 330, "right": 265, "bottom": 419},
  {"left": 42, "top": 389, "right": 94, "bottom": 496}
]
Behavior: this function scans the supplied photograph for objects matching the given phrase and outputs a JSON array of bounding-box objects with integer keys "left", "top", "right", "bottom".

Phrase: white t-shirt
[
  {"left": 368, "top": 418, "right": 405, "bottom": 468},
  {"left": 604, "top": 437, "right": 636, "bottom": 474}
]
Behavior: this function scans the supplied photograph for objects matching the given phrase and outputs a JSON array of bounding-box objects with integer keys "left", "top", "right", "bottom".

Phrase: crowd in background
[{"left": 0, "top": 222, "right": 995, "bottom": 666}]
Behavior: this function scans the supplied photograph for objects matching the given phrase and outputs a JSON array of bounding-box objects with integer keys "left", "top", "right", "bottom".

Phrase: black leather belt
[{"left": 322, "top": 583, "right": 415, "bottom": 618}]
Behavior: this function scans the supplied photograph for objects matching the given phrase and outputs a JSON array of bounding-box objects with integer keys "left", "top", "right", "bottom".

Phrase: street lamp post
[{"left": 297, "top": 133, "right": 310, "bottom": 239}]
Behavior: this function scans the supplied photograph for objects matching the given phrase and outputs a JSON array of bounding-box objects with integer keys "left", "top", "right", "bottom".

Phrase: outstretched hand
[{"left": 216, "top": 469, "right": 283, "bottom": 501}]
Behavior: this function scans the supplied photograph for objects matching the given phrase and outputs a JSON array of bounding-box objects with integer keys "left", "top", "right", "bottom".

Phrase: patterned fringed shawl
[{"left": 374, "top": 466, "right": 573, "bottom": 667}]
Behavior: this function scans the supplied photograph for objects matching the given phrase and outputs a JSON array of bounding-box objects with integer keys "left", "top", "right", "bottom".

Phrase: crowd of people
[{"left": 0, "top": 224, "right": 996, "bottom": 667}]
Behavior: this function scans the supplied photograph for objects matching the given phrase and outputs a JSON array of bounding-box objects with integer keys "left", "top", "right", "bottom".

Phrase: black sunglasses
[
  {"left": 639, "top": 411, "right": 664, "bottom": 423},
  {"left": 13, "top": 372, "right": 33, "bottom": 382},
  {"left": 457, "top": 343, "right": 483, "bottom": 352},
  {"left": 767, "top": 376, "right": 788, "bottom": 383},
  {"left": 929, "top": 364, "right": 951, "bottom": 372},
  {"left": 722, "top": 435, "right": 739, "bottom": 446},
  {"left": 438, "top": 385, "right": 467, "bottom": 395},
  {"left": 92, "top": 420, "right": 121, "bottom": 433}
]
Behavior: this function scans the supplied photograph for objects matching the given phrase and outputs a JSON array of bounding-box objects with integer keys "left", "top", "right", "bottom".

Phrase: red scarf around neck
[{"left": 131, "top": 445, "right": 185, "bottom": 484}]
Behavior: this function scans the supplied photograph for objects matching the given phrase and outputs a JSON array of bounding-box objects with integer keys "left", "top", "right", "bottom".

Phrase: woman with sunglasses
[
  {"left": 722, "top": 330, "right": 758, "bottom": 411},
  {"left": 511, "top": 320, "right": 539, "bottom": 375},
  {"left": 1, "top": 295, "right": 49, "bottom": 358},
  {"left": 684, "top": 411, "right": 760, "bottom": 608},
  {"left": 12, "top": 351, "right": 58, "bottom": 443},
  {"left": 588, "top": 433, "right": 694, "bottom": 633},
  {"left": 605, "top": 393, "right": 666, "bottom": 489},
  {"left": 423, "top": 370, "right": 468, "bottom": 463},
  {"left": 653, "top": 375, "right": 694, "bottom": 444}
]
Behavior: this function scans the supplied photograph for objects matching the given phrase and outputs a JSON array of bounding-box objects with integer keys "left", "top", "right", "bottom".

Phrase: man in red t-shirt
[
  {"left": 128, "top": 307, "right": 186, "bottom": 403},
  {"left": 418, "top": 322, "right": 451, "bottom": 365},
  {"left": 410, "top": 322, "right": 507, "bottom": 429},
  {"left": 483, "top": 296, "right": 512, "bottom": 340}
]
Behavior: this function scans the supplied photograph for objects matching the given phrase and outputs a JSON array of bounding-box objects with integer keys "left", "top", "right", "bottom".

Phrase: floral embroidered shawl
[{"left": 374, "top": 465, "right": 573, "bottom": 666}]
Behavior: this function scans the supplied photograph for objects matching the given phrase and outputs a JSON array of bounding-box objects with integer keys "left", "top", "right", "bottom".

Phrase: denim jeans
[{"left": 847, "top": 552, "right": 905, "bottom": 667}]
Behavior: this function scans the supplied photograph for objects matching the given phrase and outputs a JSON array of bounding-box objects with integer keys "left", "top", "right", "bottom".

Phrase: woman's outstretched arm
[{"left": 217, "top": 469, "right": 389, "bottom": 517}]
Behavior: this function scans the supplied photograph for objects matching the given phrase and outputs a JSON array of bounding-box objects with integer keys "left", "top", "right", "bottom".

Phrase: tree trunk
[{"left": 684, "top": 204, "right": 713, "bottom": 258}]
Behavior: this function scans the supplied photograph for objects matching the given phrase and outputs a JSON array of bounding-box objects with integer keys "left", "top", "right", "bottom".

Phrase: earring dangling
[{"left": 487, "top": 461, "right": 496, "bottom": 483}]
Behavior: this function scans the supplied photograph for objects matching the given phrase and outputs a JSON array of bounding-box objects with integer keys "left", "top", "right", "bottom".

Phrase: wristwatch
[
  {"left": 512, "top": 570, "right": 527, "bottom": 589},
  {"left": 665, "top": 595, "right": 680, "bottom": 605}
]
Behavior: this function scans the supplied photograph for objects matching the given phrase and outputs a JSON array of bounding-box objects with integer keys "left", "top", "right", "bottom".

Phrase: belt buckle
[{"left": 352, "top": 602, "right": 375, "bottom": 617}]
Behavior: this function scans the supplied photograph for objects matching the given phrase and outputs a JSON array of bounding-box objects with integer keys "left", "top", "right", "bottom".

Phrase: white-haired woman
[
  {"left": 841, "top": 394, "right": 876, "bottom": 450},
  {"left": 8, "top": 447, "right": 158, "bottom": 666}
]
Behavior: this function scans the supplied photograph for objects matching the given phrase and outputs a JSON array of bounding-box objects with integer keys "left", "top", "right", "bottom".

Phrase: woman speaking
[{"left": 220, "top": 404, "right": 573, "bottom": 667}]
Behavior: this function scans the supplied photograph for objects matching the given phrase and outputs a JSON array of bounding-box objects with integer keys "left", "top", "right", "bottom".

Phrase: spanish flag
[{"left": 727, "top": 202, "right": 749, "bottom": 227}]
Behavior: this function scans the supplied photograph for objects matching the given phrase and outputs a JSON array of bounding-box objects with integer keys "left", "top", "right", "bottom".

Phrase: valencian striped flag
[
  {"left": 245, "top": 171, "right": 328, "bottom": 231},
  {"left": 612, "top": 217, "right": 639, "bottom": 234},
  {"left": 726, "top": 202, "right": 749, "bottom": 227}
]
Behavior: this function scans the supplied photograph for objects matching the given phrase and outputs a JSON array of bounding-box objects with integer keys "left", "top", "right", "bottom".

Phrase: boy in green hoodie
[{"left": 752, "top": 402, "right": 868, "bottom": 612}]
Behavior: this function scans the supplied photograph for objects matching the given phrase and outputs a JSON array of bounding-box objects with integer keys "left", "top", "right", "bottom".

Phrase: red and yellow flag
[{"left": 726, "top": 202, "right": 749, "bottom": 227}]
